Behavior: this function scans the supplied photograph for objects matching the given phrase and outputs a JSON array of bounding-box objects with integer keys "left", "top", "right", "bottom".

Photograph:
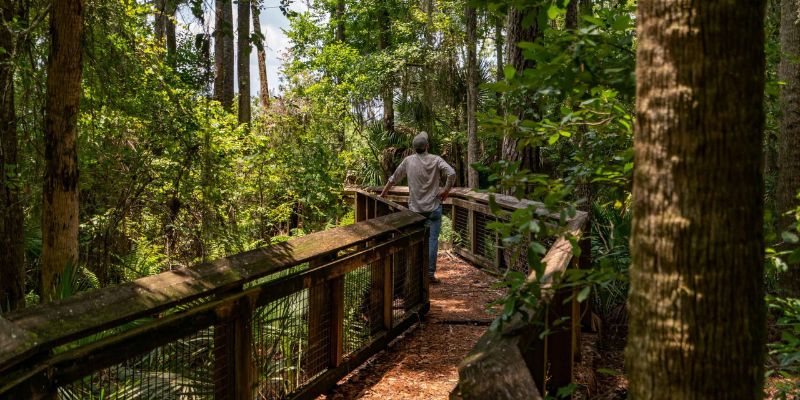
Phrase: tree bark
[
  {"left": 495, "top": 14, "right": 504, "bottom": 96},
  {"left": 335, "top": 0, "right": 345, "bottom": 42},
  {"left": 466, "top": 4, "right": 478, "bottom": 189},
  {"left": 154, "top": 0, "right": 166, "bottom": 43},
  {"left": 423, "top": 0, "right": 435, "bottom": 135},
  {"left": 627, "top": 1, "right": 767, "bottom": 398},
  {"left": 579, "top": 0, "right": 592, "bottom": 17},
  {"left": 165, "top": 0, "right": 176, "bottom": 62},
  {"left": 778, "top": 0, "right": 800, "bottom": 296},
  {"left": 251, "top": 0, "right": 270, "bottom": 110},
  {"left": 237, "top": 0, "right": 251, "bottom": 125},
  {"left": 153, "top": 0, "right": 176, "bottom": 62},
  {"left": 214, "top": 0, "right": 234, "bottom": 110},
  {"left": 502, "top": 6, "right": 541, "bottom": 182},
  {"left": 42, "top": 0, "right": 84, "bottom": 302},
  {"left": 378, "top": 5, "right": 394, "bottom": 134},
  {"left": 0, "top": 0, "right": 25, "bottom": 312},
  {"left": 566, "top": 0, "right": 579, "bottom": 30}
]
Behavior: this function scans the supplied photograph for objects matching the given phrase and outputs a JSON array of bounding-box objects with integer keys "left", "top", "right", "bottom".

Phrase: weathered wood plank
[
  {"left": 537, "top": 211, "right": 589, "bottom": 287},
  {"left": 330, "top": 277, "right": 345, "bottom": 368},
  {"left": 0, "top": 211, "right": 424, "bottom": 374}
]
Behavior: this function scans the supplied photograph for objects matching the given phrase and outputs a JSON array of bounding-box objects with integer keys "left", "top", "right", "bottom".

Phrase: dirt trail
[{"left": 319, "top": 252, "right": 504, "bottom": 400}]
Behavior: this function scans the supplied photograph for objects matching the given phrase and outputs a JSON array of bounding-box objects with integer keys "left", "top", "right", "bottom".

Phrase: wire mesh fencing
[{"left": 60, "top": 327, "right": 217, "bottom": 400}]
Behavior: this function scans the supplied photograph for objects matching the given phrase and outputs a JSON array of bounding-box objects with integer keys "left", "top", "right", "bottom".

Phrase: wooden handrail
[{"left": 0, "top": 193, "right": 428, "bottom": 398}]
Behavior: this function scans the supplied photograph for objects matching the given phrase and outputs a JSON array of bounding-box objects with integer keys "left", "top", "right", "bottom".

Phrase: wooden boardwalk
[{"left": 320, "top": 252, "right": 503, "bottom": 400}]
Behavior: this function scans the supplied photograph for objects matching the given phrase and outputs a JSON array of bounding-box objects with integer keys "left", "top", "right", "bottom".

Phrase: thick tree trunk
[
  {"left": 237, "top": 0, "right": 251, "bottom": 125},
  {"left": 42, "top": 0, "right": 84, "bottom": 302},
  {"left": 502, "top": 6, "right": 540, "bottom": 183},
  {"left": 0, "top": 0, "right": 25, "bottom": 312},
  {"left": 378, "top": 6, "right": 394, "bottom": 134},
  {"left": 627, "top": 1, "right": 767, "bottom": 398},
  {"left": 213, "top": 0, "right": 234, "bottom": 110},
  {"left": 778, "top": 0, "right": 800, "bottom": 296},
  {"left": 466, "top": 4, "right": 478, "bottom": 189},
  {"left": 251, "top": 0, "right": 270, "bottom": 110}
]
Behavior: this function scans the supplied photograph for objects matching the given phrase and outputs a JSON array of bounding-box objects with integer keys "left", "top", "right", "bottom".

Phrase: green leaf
[
  {"left": 577, "top": 286, "right": 591, "bottom": 302},
  {"left": 547, "top": 4, "right": 564, "bottom": 19},
  {"left": 783, "top": 231, "right": 799, "bottom": 244},
  {"left": 548, "top": 133, "right": 560, "bottom": 145},
  {"left": 582, "top": 15, "right": 605, "bottom": 26},
  {"left": 611, "top": 14, "right": 632, "bottom": 31},
  {"left": 504, "top": 65, "right": 516, "bottom": 81},
  {"left": 597, "top": 368, "right": 622, "bottom": 376}
]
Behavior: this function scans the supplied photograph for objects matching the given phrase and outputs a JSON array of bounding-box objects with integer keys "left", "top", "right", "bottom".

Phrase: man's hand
[
  {"left": 380, "top": 191, "right": 388, "bottom": 198},
  {"left": 439, "top": 189, "right": 450, "bottom": 202}
]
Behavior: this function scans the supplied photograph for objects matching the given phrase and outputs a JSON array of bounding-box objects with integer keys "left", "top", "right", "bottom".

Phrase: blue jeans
[{"left": 421, "top": 205, "right": 442, "bottom": 277}]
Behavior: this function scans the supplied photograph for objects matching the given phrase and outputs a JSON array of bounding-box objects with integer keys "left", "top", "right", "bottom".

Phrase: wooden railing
[
  {"left": 372, "top": 187, "right": 590, "bottom": 400},
  {"left": 0, "top": 190, "right": 427, "bottom": 399},
  {"left": 0, "top": 188, "right": 587, "bottom": 400}
]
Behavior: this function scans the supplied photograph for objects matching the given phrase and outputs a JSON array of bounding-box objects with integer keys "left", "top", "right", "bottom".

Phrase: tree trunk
[
  {"left": 566, "top": 0, "right": 579, "bottom": 30},
  {"left": 251, "top": 0, "right": 270, "bottom": 110},
  {"left": 579, "top": 0, "right": 592, "bottom": 16},
  {"left": 214, "top": 0, "right": 234, "bottom": 110},
  {"left": 423, "top": 0, "right": 435, "bottom": 135},
  {"left": 165, "top": 0, "right": 176, "bottom": 62},
  {"left": 378, "top": 5, "right": 394, "bottom": 134},
  {"left": 237, "top": 0, "right": 251, "bottom": 125},
  {"left": 502, "top": 6, "right": 541, "bottom": 183},
  {"left": 0, "top": 0, "right": 25, "bottom": 312},
  {"left": 42, "top": 0, "right": 84, "bottom": 302},
  {"left": 154, "top": 0, "right": 166, "bottom": 42},
  {"left": 778, "top": 0, "right": 800, "bottom": 296},
  {"left": 466, "top": 4, "right": 478, "bottom": 189},
  {"left": 153, "top": 0, "right": 176, "bottom": 62},
  {"left": 335, "top": 0, "right": 345, "bottom": 42},
  {"left": 495, "top": 14, "right": 504, "bottom": 98},
  {"left": 627, "top": 1, "right": 767, "bottom": 398}
]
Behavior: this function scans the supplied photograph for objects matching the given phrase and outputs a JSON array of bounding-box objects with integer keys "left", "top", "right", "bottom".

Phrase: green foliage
[{"left": 767, "top": 295, "right": 800, "bottom": 398}]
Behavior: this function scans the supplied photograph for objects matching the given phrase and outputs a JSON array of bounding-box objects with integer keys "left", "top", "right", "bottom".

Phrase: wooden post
[
  {"left": 494, "top": 232, "right": 503, "bottom": 271},
  {"left": 579, "top": 237, "right": 593, "bottom": 332},
  {"left": 234, "top": 297, "right": 254, "bottom": 400},
  {"left": 527, "top": 330, "right": 548, "bottom": 395},
  {"left": 545, "top": 288, "right": 575, "bottom": 399},
  {"left": 383, "top": 255, "right": 394, "bottom": 329},
  {"left": 356, "top": 192, "right": 367, "bottom": 222},
  {"left": 469, "top": 209, "right": 477, "bottom": 256},
  {"left": 214, "top": 303, "right": 236, "bottom": 400},
  {"left": 421, "top": 232, "right": 430, "bottom": 304},
  {"left": 330, "top": 276, "right": 345, "bottom": 367},
  {"left": 307, "top": 255, "right": 335, "bottom": 376},
  {"left": 370, "top": 258, "right": 385, "bottom": 334}
]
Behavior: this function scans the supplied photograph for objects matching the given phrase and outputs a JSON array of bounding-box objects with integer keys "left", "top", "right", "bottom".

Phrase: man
[{"left": 381, "top": 131, "right": 456, "bottom": 283}]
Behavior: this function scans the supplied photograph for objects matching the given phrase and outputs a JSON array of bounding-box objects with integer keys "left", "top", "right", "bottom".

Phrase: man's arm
[
  {"left": 439, "top": 157, "right": 456, "bottom": 201},
  {"left": 380, "top": 178, "right": 395, "bottom": 198},
  {"left": 381, "top": 159, "right": 406, "bottom": 198}
]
